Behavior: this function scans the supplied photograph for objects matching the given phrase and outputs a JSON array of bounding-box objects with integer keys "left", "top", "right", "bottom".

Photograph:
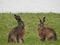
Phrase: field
[{"left": 0, "top": 13, "right": 60, "bottom": 45}]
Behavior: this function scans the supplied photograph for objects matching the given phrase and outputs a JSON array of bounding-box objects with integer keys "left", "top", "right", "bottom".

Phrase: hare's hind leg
[
  {"left": 53, "top": 33, "right": 57, "bottom": 40},
  {"left": 51, "top": 35, "right": 57, "bottom": 41},
  {"left": 12, "top": 36, "right": 17, "bottom": 42},
  {"left": 9, "top": 35, "right": 17, "bottom": 43},
  {"left": 45, "top": 33, "right": 55, "bottom": 41}
]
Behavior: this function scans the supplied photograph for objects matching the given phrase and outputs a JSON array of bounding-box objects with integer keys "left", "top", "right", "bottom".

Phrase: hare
[
  {"left": 37, "top": 17, "right": 57, "bottom": 41},
  {"left": 8, "top": 14, "right": 25, "bottom": 43}
]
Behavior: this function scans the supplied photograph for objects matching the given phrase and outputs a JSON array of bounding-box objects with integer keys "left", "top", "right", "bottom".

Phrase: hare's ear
[
  {"left": 14, "top": 14, "right": 17, "bottom": 19},
  {"left": 43, "top": 17, "right": 45, "bottom": 23},
  {"left": 39, "top": 18, "right": 43, "bottom": 23},
  {"left": 14, "top": 14, "right": 16, "bottom": 17}
]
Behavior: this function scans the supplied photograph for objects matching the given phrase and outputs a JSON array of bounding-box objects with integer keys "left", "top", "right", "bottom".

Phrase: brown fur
[
  {"left": 8, "top": 14, "right": 25, "bottom": 43},
  {"left": 38, "top": 17, "right": 57, "bottom": 41}
]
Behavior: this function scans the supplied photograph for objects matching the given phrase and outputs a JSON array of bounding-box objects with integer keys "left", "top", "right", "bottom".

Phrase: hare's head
[
  {"left": 39, "top": 17, "right": 45, "bottom": 30},
  {"left": 14, "top": 14, "right": 25, "bottom": 28},
  {"left": 14, "top": 14, "right": 21, "bottom": 22}
]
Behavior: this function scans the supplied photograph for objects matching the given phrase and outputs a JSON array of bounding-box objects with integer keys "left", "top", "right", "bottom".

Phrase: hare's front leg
[{"left": 17, "top": 35, "right": 24, "bottom": 43}]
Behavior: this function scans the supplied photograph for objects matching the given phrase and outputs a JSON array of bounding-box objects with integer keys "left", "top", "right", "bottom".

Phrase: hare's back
[
  {"left": 45, "top": 27, "right": 56, "bottom": 35},
  {"left": 9, "top": 27, "right": 18, "bottom": 35}
]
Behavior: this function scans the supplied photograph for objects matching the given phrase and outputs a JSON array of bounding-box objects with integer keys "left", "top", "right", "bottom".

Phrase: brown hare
[
  {"left": 8, "top": 14, "right": 25, "bottom": 43},
  {"left": 37, "top": 17, "right": 57, "bottom": 41}
]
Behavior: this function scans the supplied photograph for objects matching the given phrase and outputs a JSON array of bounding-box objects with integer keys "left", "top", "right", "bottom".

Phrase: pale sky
[{"left": 0, "top": 0, "right": 60, "bottom": 13}]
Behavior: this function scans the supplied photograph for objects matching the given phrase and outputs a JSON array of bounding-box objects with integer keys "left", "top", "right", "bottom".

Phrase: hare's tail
[
  {"left": 54, "top": 32, "right": 57, "bottom": 40},
  {"left": 8, "top": 34, "right": 10, "bottom": 42}
]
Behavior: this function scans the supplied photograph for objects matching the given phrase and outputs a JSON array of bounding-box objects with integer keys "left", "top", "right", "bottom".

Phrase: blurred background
[{"left": 0, "top": 0, "right": 60, "bottom": 13}]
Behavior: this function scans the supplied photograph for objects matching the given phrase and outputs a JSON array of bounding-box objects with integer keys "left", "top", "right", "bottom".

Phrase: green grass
[{"left": 0, "top": 13, "right": 60, "bottom": 45}]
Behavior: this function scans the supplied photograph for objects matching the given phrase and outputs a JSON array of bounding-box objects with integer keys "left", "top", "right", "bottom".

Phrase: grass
[{"left": 0, "top": 13, "right": 60, "bottom": 45}]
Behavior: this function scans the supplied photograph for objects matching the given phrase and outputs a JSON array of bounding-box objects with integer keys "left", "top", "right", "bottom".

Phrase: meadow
[{"left": 0, "top": 13, "right": 60, "bottom": 45}]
